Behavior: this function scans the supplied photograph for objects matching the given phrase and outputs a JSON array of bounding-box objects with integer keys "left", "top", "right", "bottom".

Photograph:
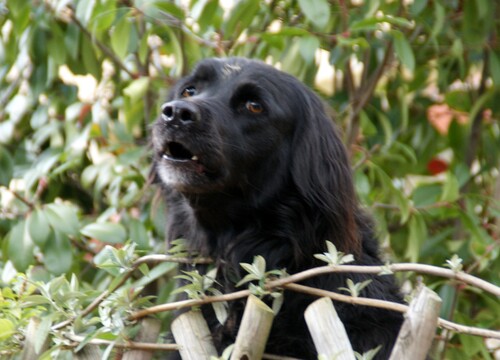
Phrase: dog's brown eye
[
  {"left": 181, "top": 86, "right": 197, "bottom": 98},
  {"left": 245, "top": 100, "right": 263, "bottom": 114}
]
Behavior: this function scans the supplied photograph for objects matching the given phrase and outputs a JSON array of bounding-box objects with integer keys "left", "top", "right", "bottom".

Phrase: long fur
[{"left": 151, "top": 58, "right": 403, "bottom": 359}]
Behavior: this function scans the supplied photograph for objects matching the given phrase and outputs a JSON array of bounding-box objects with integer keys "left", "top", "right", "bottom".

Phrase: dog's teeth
[{"left": 191, "top": 155, "right": 199, "bottom": 161}]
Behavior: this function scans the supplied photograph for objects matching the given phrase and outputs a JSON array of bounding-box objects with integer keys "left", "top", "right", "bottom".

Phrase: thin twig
[
  {"left": 66, "top": 333, "right": 179, "bottom": 351},
  {"left": 8, "top": 189, "right": 35, "bottom": 209},
  {"left": 285, "top": 283, "right": 500, "bottom": 340},
  {"left": 129, "top": 289, "right": 251, "bottom": 321},
  {"left": 128, "top": 280, "right": 500, "bottom": 340},
  {"left": 266, "top": 263, "right": 500, "bottom": 297},
  {"left": 52, "top": 254, "right": 212, "bottom": 331}
]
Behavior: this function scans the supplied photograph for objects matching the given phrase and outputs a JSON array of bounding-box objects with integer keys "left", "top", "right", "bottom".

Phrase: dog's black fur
[{"left": 151, "top": 58, "right": 403, "bottom": 359}]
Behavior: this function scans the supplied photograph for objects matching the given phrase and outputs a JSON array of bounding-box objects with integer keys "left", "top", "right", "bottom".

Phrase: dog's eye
[
  {"left": 245, "top": 100, "right": 263, "bottom": 114},
  {"left": 181, "top": 86, "right": 197, "bottom": 98}
]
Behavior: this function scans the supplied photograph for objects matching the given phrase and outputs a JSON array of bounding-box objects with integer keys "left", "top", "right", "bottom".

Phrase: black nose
[{"left": 161, "top": 100, "right": 200, "bottom": 125}]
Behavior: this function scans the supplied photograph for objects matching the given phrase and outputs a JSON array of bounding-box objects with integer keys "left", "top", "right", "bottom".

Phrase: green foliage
[
  {"left": 314, "top": 240, "right": 355, "bottom": 266},
  {"left": 0, "top": 0, "right": 499, "bottom": 358},
  {"left": 354, "top": 345, "right": 382, "bottom": 360},
  {"left": 237, "top": 255, "right": 285, "bottom": 314},
  {"left": 338, "top": 279, "right": 373, "bottom": 298}
]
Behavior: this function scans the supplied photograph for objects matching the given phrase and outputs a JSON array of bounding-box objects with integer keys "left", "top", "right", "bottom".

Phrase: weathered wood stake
[
  {"left": 305, "top": 297, "right": 355, "bottom": 360},
  {"left": 389, "top": 286, "right": 442, "bottom": 360},
  {"left": 122, "top": 317, "right": 162, "bottom": 360},
  {"left": 74, "top": 344, "right": 102, "bottom": 360},
  {"left": 21, "top": 317, "right": 50, "bottom": 360},
  {"left": 230, "top": 295, "right": 275, "bottom": 360},
  {"left": 171, "top": 310, "right": 218, "bottom": 359}
]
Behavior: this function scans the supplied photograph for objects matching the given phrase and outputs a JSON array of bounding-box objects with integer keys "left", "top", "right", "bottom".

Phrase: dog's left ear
[{"left": 290, "top": 89, "right": 361, "bottom": 256}]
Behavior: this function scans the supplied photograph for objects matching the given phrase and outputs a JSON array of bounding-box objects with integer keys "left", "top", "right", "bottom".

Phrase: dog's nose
[{"left": 161, "top": 101, "right": 200, "bottom": 125}]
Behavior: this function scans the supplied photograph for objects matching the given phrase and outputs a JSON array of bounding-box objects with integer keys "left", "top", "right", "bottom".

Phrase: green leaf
[
  {"left": 440, "top": 172, "right": 460, "bottom": 202},
  {"left": 27, "top": 208, "right": 51, "bottom": 246},
  {"left": 405, "top": 213, "right": 427, "bottom": 262},
  {"left": 355, "top": 345, "right": 382, "bottom": 360},
  {"left": 409, "top": 0, "right": 428, "bottom": 17},
  {"left": 489, "top": 51, "right": 500, "bottom": 87},
  {"left": 445, "top": 91, "right": 471, "bottom": 112},
  {"left": 224, "top": 0, "right": 260, "bottom": 39},
  {"left": 394, "top": 188, "right": 411, "bottom": 224},
  {"left": 123, "top": 77, "right": 150, "bottom": 102},
  {"left": 0, "top": 145, "right": 14, "bottom": 186},
  {"left": 42, "top": 231, "right": 73, "bottom": 275},
  {"left": 193, "top": 0, "right": 220, "bottom": 32},
  {"left": 132, "top": 262, "right": 176, "bottom": 289},
  {"left": 298, "top": 36, "right": 320, "bottom": 65},
  {"left": 23, "top": 295, "right": 52, "bottom": 306},
  {"left": 462, "top": 0, "right": 491, "bottom": 48},
  {"left": 93, "top": 246, "right": 122, "bottom": 276},
  {"left": 146, "top": 1, "right": 185, "bottom": 20},
  {"left": 297, "top": 0, "right": 330, "bottom": 29},
  {"left": 8, "top": 221, "right": 35, "bottom": 272},
  {"left": 47, "top": 23, "right": 66, "bottom": 66},
  {"left": 430, "top": 1, "right": 445, "bottom": 39},
  {"left": 129, "top": 219, "right": 149, "bottom": 249},
  {"left": 81, "top": 222, "right": 127, "bottom": 244},
  {"left": 111, "top": 14, "right": 132, "bottom": 60},
  {"left": 90, "top": 0, "right": 117, "bottom": 33},
  {"left": 212, "top": 301, "right": 228, "bottom": 325},
  {"left": 0, "top": 319, "right": 15, "bottom": 341},
  {"left": 45, "top": 203, "right": 80, "bottom": 236},
  {"left": 392, "top": 30, "right": 415, "bottom": 72},
  {"left": 81, "top": 36, "right": 100, "bottom": 79},
  {"left": 75, "top": 0, "right": 96, "bottom": 26},
  {"left": 350, "top": 16, "right": 412, "bottom": 32}
]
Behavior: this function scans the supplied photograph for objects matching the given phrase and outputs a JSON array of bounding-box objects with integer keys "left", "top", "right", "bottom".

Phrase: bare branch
[{"left": 66, "top": 334, "right": 179, "bottom": 351}]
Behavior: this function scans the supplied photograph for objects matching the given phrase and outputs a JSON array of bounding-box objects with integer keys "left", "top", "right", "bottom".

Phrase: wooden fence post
[
  {"left": 230, "top": 295, "right": 275, "bottom": 360},
  {"left": 122, "top": 317, "right": 162, "bottom": 360},
  {"left": 21, "top": 318, "right": 50, "bottom": 360},
  {"left": 74, "top": 344, "right": 102, "bottom": 360},
  {"left": 305, "top": 297, "right": 356, "bottom": 360},
  {"left": 171, "top": 310, "right": 218, "bottom": 359},
  {"left": 389, "top": 286, "right": 442, "bottom": 360}
]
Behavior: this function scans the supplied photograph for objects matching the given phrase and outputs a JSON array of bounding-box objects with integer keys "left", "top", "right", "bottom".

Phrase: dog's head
[
  {"left": 152, "top": 58, "right": 359, "bottom": 253},
  {"left": 152, "top": 58, "right": 299, "bottom": 195}
]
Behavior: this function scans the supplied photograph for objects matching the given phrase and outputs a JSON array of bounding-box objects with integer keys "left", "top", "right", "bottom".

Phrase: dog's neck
[{"left": 179, "top": 190, "right": 251, "bottom": 231}]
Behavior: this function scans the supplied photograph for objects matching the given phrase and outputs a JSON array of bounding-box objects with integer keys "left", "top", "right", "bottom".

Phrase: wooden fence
[{"left": 21, "top": 286, "right": 443, "bottom": 360}]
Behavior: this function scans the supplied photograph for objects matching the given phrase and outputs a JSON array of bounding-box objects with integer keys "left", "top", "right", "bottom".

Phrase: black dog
[{"left": 152, "top": 58, "right": 403, "bottom": 359}]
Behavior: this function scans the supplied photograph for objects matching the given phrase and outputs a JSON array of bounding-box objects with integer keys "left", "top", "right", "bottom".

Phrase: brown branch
[
  {"left": 63, "top": 8, "right": 137, "bottom": 79},
  {"left": 465, "top": 48, "right": 490, "bottom": 169},
  {"left": 267, "top": 263, "right": 500, "bottom": 297},
  {"left": 66, "top": 333, "right": 179, "bottom": 351},
  {"left": 129, "top": 289, "right": 251, "bottom": 321},
  {"left": 8, "top": 189, "right": 35, "bottom": 209},
  {"left": 53, "top": 252, "right": 500, "bottom": 341},
  {"left": 345, "top": 41, "right": 394, "bottom": 153},
  {"left": 52, "top": 254, "right": 212, "bottom": 331},
  {"left": 128, "top": 280, "right": 500, "bottom": 340},
  {"left": 125, "top": 260, "right": 500, "bottom": 339},
  {"left": 286, "top": 283, "right": 500, "bottom": 340}
]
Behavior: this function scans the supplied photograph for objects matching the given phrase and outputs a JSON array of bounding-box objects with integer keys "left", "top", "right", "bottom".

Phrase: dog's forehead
[{"left": 191, "top": 58, "right": 278, "bottom": 82}]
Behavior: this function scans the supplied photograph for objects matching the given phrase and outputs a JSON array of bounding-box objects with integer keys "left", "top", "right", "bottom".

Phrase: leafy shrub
[{"left": 0, "top": 0, "right": 499, "bottom": 359}]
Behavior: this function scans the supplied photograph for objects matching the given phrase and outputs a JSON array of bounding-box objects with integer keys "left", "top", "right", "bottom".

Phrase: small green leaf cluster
[
  {"left": 314, "top": 241, "right": 355, "bottom": 266},
  {"left": 237, "top": 256, "right": 286, "bottom": 314},
  {"left": 174, "top": 268, "right": 228, "bottom": 325},
  {"left": 338, "top": 279, "right": 373, "bottom": 298}
]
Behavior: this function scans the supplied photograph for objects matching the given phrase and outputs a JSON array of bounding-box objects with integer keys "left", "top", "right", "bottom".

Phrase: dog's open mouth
[{"left": 162, "top": 142, "right": 199, "bottom": 162}]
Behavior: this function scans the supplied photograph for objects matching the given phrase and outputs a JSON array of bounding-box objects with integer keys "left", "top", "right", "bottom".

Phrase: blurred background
[{"left": 0, "top": 0, "right": 499, "bottom": 358}]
